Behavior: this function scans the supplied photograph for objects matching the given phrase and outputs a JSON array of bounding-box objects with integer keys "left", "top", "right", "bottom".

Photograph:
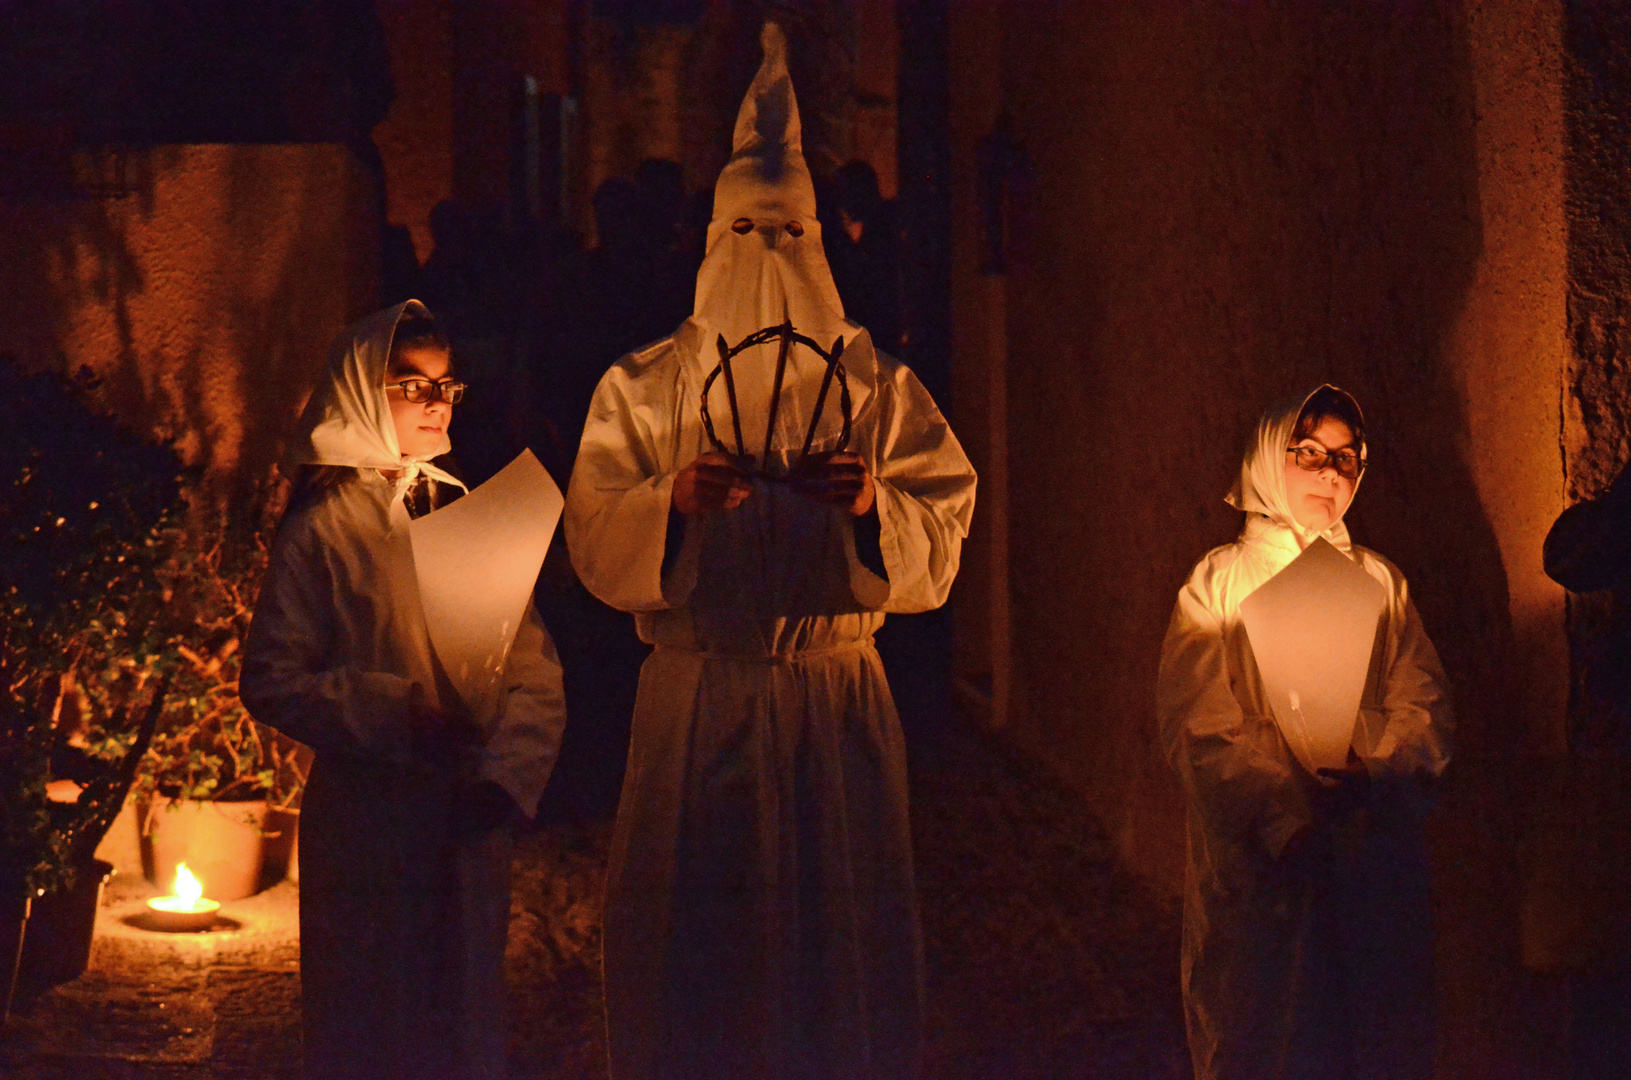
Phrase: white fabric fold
[
  {"left": 563, "top": 24, "right": 976, "bottom": 1080},
  {"left": 242, "top": 301, "right": 565, "bottom": 1080},
  {"left": 1158, "top": 387, "right": 1452, "bottom": 1080},
  {"left": 690, "top": 23, "right": 857, "bottom": 474},
  {"left": 1226, "top": 383, "right": 1365, "bottom": 550},
  {"left": 284, "top": 299, "right": 466, "bottom": 494}
]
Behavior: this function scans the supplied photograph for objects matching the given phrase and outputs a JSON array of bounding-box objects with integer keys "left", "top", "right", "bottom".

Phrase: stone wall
[
  {"left": 0, "top": 144, "right": 380, "bottom": 493},
  {"left": 575, "top": 0, "right": 898, "bottom": 240},
  {"left": 373, "top": 0, "right": 456, "bottom": 263},
  {"left": 950, "top": 0, "right": 1570, "bottom": 1070},
  {"left": 1564, "top": 1, "right": 1631, "bottom": 747}
]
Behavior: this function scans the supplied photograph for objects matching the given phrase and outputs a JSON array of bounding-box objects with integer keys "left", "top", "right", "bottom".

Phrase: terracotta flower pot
[
  {"left": 258, "top": 807, "right": 300, "bottom": 889},
  {"left": 287, "top": 818, "right": 299, "bottom": 885},
  {"left": 139, "top": 796, "right": 268, "bottom": 902},
  {"left": 3, "top": 859, "right": 114, "bottom": 1019}
]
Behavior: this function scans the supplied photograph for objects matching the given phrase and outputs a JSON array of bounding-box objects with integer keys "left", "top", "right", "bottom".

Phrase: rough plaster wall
[
  {"left": 451, "top": 0, "right": 572, "bottom": 207},
  {"left": 1435, "top": 2, "right": 1570, "bottom": 1069},
  {"left": 993, "top": 1, "right": 1565, "bottom": 1070},
  {"left": 1564, "top": 2, "right": 1631, "bottom": 746},
  {"left": 580, "top": 17, "right": 698, "bottom": 210},
  {"left": 946, "top": 0, "right": 1004, "bottom": 692},
  {"left": 374, "top": 0, "right": 456, "bottom": 264},
  {"left": 1521, "top": 0, "right": 1631, "bottom": 991},
  {"left": 852, "top": 0, "right": 899, "bottom": 201},
  {"left": 578, "top": 0, "right": 894, "bottom": 233},
  {"left": 0, "top": 145, "right": 380, "bottom": 493},
  {"left": 1447, "top": 1, "right": 1568, "bottom": 763}
]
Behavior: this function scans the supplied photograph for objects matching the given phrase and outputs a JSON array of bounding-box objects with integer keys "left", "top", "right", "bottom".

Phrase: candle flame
[{"left": 174, "top": 862, "right": 203, "bottom": 906}]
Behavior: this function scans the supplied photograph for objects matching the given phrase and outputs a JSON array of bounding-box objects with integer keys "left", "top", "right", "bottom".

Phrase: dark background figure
[
  {"left": 526, "top": 162, "right": 697, "bottom": 822},
  {"left": 821, "top": 159, "right": 904, "bottom": 356},
  {"left": 633, "top": 158, "right": 688, "bottom": 262},
  {"left": 677, "top": 187, "right": 715, "bottom": 267},
  {"left": 416, "top": 200, "right": 479, "bottom": 323},
  {"left": 1543, "top": 470, "right": 1631, "bottom": 1080},
  {"left": 380, "top": 223, "right": 421, "bottom": 310},
  {"left": 543, "top": 166, "right": 695, "bottom": 455},
  {"left": 413, "top": 198, "right": 553, "bottom": 486},
  {"left": 816, "top": 160, "right": 947, "bottom": 734}
]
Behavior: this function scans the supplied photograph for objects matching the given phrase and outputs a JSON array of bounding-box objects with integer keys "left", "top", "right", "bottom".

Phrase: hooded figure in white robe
[
  {"left": 1157, "top": 386, "right": 1453, "bottom": 1080},
  {"left": 241, "top": 300, "right": 567, "bottom": 1080},
  {"left": 564, "top": 25, "right": 975, "bottom": 1080}
]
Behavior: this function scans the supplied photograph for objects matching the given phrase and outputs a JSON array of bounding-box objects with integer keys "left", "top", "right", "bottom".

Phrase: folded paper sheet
[
  {"left": 409, "top": 450, "right": 563, "bottom": 723},
  {"left": 1239, "top": 537, "right": 1386, "bottom": 775}
]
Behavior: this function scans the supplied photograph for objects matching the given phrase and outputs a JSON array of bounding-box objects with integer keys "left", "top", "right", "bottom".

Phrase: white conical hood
[
  {"left": 690, "top": 22, "right": 862, "bottom": 472},
  {"left": 711, "top": 22, "right": 815, "bottom": 225},
  {"left": 284, "top": 300, "right": 465, "bottom": 491}
]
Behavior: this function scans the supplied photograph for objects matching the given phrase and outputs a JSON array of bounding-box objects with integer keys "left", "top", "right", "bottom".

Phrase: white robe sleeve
[
  {"left": 565, "top": 360, "right": 683, "bottom": 613},
  {"left": 1360, "top": 571, "right": 1454, "bottom": 779},
  {"left": 1158, "top": 569, "right": 1312, "bottom": 858},
  {"left": 240, "top": 518, "right": 417, "bottom": 759},
  {"left": 849, "top": 361, "right": 977, "bottom": 613},
  {"left": 478, "top": 601, "right": 567, "bottom": 818}
]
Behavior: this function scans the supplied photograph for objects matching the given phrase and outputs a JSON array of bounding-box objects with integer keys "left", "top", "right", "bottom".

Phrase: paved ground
[{"left": 0, "top": 717, "right": 1188, "bottom": 1079}]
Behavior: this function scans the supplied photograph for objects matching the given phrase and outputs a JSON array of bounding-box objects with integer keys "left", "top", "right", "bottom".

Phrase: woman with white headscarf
[
  {"left": 565, "top": 24, "right": 975, "bottom": 1080},
  {"left": 241, "top": 301, "right": 566, "bottom": 1080},
  {"left": 1158, "top": 385, "right": 1453, "bottom": 1080}
]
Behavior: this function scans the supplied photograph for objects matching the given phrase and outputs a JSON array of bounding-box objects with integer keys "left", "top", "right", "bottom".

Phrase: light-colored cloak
[
  {"left": 567, "top": 28, "right": 974, "bottom": 1077},
  {"left": 567, "top": 314, "right": 973, "bottom": 1079},
  {"left": 241, "top": 302, "right": 566, "bottom": 1080},
  {"left": 1157, "top": 387, "right": 1453, "bottom": 1080}
]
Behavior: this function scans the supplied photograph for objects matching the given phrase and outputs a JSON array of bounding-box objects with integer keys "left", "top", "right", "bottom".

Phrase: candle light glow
[
  {"left": 174, "top": 863, "right": 203, "bottom": 906},
  {"left": 145, "top": 861, "right": 221, "bottom": 931}
]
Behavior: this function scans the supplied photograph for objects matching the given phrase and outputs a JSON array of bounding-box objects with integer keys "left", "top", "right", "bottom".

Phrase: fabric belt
[{"left": 652, "top": 637, "right": 874, "bottom": 664}]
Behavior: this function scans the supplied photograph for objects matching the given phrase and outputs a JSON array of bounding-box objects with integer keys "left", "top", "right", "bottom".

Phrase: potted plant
[
  {"left": 124, "top": 511, "right": 309, "bottom": 901},
  {"left": 1, "top": 359, "right": 307, "bottom": 1014},
  {"left": 1, "top": 686, "right": 166, "bottom": 1019},
  {"left": 1, "top": 358, "right": 183, "bottom": 1015}
]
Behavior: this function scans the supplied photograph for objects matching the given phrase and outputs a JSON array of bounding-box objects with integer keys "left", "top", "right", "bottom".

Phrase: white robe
[
  {"left": 242, "top": 472, "right": 566, "bottom": 1080},
  {"left": 1158, "top": 511, "right": 1453, "bottom": 1080},
  {"left": 565, "top": 319, "right": 975, "bottom": 1080}
]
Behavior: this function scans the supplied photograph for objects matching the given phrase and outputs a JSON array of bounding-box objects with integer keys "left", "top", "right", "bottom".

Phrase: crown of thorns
[{"left": 700, "top": 322, "right": 852, "bottom": 476}]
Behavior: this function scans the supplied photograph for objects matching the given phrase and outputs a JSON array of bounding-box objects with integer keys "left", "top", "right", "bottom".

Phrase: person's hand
[
  {"left": 672, "top": 452, "right": 753, "bottom": 515},
  {"left": 790, "top": 452, "right": 875, "bottom": 517},
  {"left": 407, "top": 682, "right": 480, "bottom": 762},
  {"left": 1316, "top": 748, "right": 1370, "bottom": 791},
  {"left": 1278, "top": 823, "right": 1314, "bottom": 863},
  {"left": 452, "top": 780, "right": 521, "bottom": 837}
]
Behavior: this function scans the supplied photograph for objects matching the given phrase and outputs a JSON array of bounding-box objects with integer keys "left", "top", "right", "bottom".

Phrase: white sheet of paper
[
  {"left": 409, "top": 450, "right": 562, "bottom": 721},
  {"left": 1239, "top": 537, "right": 1386, "bottom": 775}
]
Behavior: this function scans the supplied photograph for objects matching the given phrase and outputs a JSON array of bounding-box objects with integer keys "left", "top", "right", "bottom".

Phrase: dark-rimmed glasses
[
  {"left": 386, "top": 378, "right": 466, "bottom": 405},
  {"left": 1286, "top": 445, "right": 1365, "bottom": 480}
]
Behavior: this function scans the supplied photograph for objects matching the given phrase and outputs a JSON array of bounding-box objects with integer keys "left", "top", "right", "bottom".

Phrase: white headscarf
[
  {"left": 284, "top": 300, "right": 466, "bottom": 492},
  {"left": 1227, "top": 384, "right": 1366, "bottom": 550},
  {"left": 689, "top": 23, "right": 867, "bottom": 471}
]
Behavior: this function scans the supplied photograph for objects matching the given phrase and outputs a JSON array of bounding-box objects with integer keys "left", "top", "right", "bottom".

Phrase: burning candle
[{"left": 145, "top": 862, "right": 221, "bottom": 932}]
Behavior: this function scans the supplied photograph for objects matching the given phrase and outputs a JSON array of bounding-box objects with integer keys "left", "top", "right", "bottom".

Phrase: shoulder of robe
[
  {"left": 276, "top": 478, "right": 376, "bottom": 552},
  {"left": 869, "top": 340, "right": 901, "bottom": 377},
  {"left": 865, "top": 341, "right": 956, "bottom": 427},
  {"left": 1350, "top": 544, "right": 1409, "bottom": 600},
  {"left": 607, "top": 335, "right": 682, "bottom": 380},
  {"left": 865, "top": 338, "right": 920, "bottom": 393},
  {"left": 591, "top": 337, "right": 685, "bottom": 419},
  {"left": 1185, "top": 541, "right": 1249, "bottom": 600}
]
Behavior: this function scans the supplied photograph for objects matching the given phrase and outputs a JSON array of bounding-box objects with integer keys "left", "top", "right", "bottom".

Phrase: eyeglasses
[
  {"left": 386, "top": 378, "right": 466, "bottom": 405},
  {"left": 1286, "top": 445, "right": 1366, "bottom": 480}
]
